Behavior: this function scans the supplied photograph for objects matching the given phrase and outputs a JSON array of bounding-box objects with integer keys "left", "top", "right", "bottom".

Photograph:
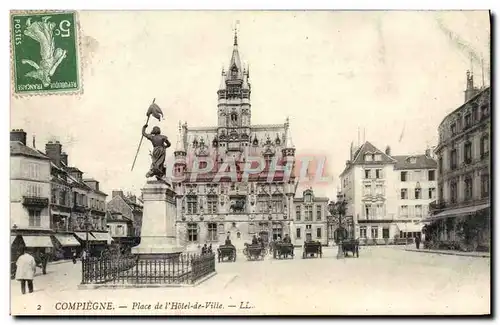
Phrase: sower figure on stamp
[{"left": 142, "top": 124, "right": 171, "bottom": 180}]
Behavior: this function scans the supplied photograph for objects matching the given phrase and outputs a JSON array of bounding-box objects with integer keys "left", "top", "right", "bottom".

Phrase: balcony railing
[
  {"left": 22, "top": 196, "right": 49, "bottom": 207},
  {"left": 73, "top": 204, "right": 87, "bottom": 212}
]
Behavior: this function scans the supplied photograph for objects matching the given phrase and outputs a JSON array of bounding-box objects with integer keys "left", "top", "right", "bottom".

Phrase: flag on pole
[
  {"left": 147, "top": 102, "right": 163, "bottom": 121},
  {"left": 398, "top": 122, "right": 406, "bottom": 143}
]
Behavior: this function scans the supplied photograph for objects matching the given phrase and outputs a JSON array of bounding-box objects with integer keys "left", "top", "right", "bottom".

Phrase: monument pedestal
[{"left": 132, "top": 180, "right": 184, "bottom": 259}]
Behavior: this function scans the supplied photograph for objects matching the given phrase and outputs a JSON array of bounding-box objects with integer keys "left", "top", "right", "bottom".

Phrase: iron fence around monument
[{"left": 81, "top": 253, "right": 216, "bottom": 285}]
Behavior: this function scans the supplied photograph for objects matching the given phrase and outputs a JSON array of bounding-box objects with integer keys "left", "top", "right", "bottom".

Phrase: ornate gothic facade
[{"left": 173, "top": 33, "right": 296, "bottom": 248}]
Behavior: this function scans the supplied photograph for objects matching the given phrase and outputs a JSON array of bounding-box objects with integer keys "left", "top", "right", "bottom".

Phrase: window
[
  {"left": 451, "top": 122, "right": 457, "bottom": 134},
  {"left": 450, "top": 180, "right": 458, "bottom": 204},
  {"left": 187, "top": 196, "right": 198, "bottom": 214},
  {"left": 364, "top": 169, "right": 371, "bottom": 179},
  {"left": 271, "top": 196, "right": 283, "bottom": 213},
  {"left": 401, "top": 171, "right": 407, "bottom": 182},
  {"left": 26, "top": 184, "right": 42, "bottom": 197},
  {"left": 296, "top": 228, "right": 301, "bottom": 239},
  {"left": 257, "top": 196, "right": 268, "bottom": 213},
  {"left": 51, "top": 189, "right": 57, "bottom": 204},
  {"left": 465, "top": 113, "right": 472, "bottom": 128},
  {"left": 306, "top": 225, "right": 312, "bottom": 230},
  {"left": 316, "top": 227, "right": 322, "bottom": 238},
  {"left": 480, "top": 135, "right": 489, "bottom": 158},
  {"left": 376, "top": 204, "right": 384, "bottom": 218},
  {"left": 371, "top": 226, "right": 379, "bottom": 239},
  {"left": 360, "top": 226, "right": 367, "bottom": 239},
  {"left": 304, "top": 194, "right": 312, "bottom": 203},
  {"left": 375, "top": 169, "right": 382, "bottom": 179},
  {"left": 450, "top": 149, "right": 458, "bottom": 170},
  {"left": 428, "top": 188, "right": 436, "bottom": 199},
  {"left": 415, "top": 188, "right": 421, "bottom": 199},
  {"left": 400, "top": 205, "right": 408, "bottom": 217},
  {"left": 199, "top": 161, "right": 208, "bottom": 169},
  {"left": 382, "top": 227, "right": 390, "bottom": 239},
  {"left": 464, "top": 142, "right": 472, "bottom": 164},
  {"left": 316, "top": 205, "right": 322, "bottom": 221},
  {"left": 364, "top": 154, "right": 373, "bottom": 162},
  {"left": 464, "top": 177, "right": 473, "bottom": 201},
  {"left": 364, "top": 204, "right": 372, "bottom": 219},
  {"left": 481, "top": 174, "right": 489, "bottom": 198},
  {"left": 304, "top": 206, "right": 313, "bottom": 221},
  {"left": 364, "top": 184, "right": 371, "bottom": 196},
  {"left": 415, "top": 205, "right": 422, "bottom": 218},
  {"left": 375, "top": 184, "right": 383, "bottom": 196},
  {"left": 28, "top": 210, "right": 41, "bottom": 227},
  {"left": 428, "top": 170, "right": 436, "bottom": 181},
  {"left": 409, "top": 157, "right": 417, "bottom": 164},
  {"left": 187, "top": 223, "right": 198, "bottom": 242},
  {"left": 116, "top": 225, "right": 124, "bottom": 236},
  {"left": 206, "top": 196, "right": 217, "bottom": 214},
  {"left": 375, "top": 154, "right": 382, "bottom": 161},
  {"left": 295, "top": 206, "right": 301, "bottom": 221},
  {"left": 207, "top": 223, "right": 217, "bottom": 241},
  {"left": 481, "top": 103, "right": 489, "bottom": 118},
  {"left": 400, "top": 189, "right": 408, "bottom": 200}
]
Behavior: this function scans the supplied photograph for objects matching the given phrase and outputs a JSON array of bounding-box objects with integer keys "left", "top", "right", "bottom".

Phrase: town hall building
[{"left": 172, "top": 32, "right": 297, "bottom": 250}]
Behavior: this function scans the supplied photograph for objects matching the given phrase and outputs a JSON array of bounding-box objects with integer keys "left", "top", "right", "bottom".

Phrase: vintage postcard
[{"left": 9, "top": 10, "right": 491, "bottom": 316}]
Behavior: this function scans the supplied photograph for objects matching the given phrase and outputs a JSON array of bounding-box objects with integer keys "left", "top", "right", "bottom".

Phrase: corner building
[{"left": 173, "top": 33, "right": 296, "bottom": 250}]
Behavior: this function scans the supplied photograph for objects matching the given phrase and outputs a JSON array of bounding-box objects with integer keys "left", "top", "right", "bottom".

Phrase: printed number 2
[
  {"left": 54, "top": 20, "right": 71, "bottom": 37},
  {"left": 37, "top": 305, "right": 41, "bottom": 310}
]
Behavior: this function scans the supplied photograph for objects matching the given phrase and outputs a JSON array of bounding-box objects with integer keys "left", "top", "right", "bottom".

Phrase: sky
[{"left": 10, "top": 10, "right": 491, "bottom": 199}]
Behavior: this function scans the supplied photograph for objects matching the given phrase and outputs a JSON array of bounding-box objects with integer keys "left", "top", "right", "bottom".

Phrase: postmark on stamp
[{"left": 11, "top": 11, "right": 80, "bottom": 95}]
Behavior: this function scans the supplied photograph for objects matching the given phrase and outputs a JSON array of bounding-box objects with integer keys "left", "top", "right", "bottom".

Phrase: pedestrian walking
[
  {"left": 72, "top": 250, "right": 77, "bottom": 264},
  {"left": 39, "top": 251, "right": 48, "bottom": 275},
  {"left": 415, "top": 235, "right": 421, "bottom": 250},
  {"left": 15, "top": 248, "right": 36, "bottom": 295},
  {"left": 81, "top": 249, "right": 88, "bottom": 262}
]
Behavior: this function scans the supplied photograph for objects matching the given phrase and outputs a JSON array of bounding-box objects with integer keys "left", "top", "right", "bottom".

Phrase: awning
[
  {"left": 54, "top": 234, "right": 81, "bottom": 247},
  {"left": 423, "top": 203, "right": 490, "bottom": 222},
  {"left": 74, "top": 232, "right": 98, "bottom": 241},
  {"left": 11, "top": 236, "right": 17, "bottom": 244},
  {"left": 396, "top": 223, "right": 423, "bottom": 233},
  {"left": 91, "top": 232, "right": 114, "bottom": 243},
  {"left": 22, "top": 235, "right": 53, "bottom": 248}
]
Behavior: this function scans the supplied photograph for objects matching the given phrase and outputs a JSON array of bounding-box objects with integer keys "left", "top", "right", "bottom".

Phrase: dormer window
[
  {"left": 374, "top": 154, "right": 382, "bottom": 161},
  {"left": 364, "top": 154, "right": 373, "bottom": 162},
  {"left": 409, "top": 157, "right": 417, "bottom": 164}
]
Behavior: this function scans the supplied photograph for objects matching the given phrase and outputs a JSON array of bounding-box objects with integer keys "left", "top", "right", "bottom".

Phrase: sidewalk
[{"left": 405, "top": 248, "right": 490, "bottom": 258}]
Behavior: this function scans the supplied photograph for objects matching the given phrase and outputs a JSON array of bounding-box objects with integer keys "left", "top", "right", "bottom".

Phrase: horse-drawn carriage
[
  {"left": 243, "top": 243, "right": 267, "bottom": 261},
  {"left": 302, "top": 241, "right": 322, "bottom": 258},
  {"left": 217, "top": 244, "right": 237, "bottom": 262},
  {"left": 273, "top": 242, "right": 294, "bottom": 259},
  {"left": 341, "top": 239, "right": 360, "bottom": 258}
]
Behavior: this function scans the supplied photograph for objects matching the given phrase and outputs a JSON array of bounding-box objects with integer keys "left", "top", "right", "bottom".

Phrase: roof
[
  {"left": 438, "top": 86, "right": 490, "bottom": 128},
  {"left": 340, "top": 141, "right": 396, "bottom": 176},
  {"left": 10, "top": 141, "right": 50, "bottom": 160},
  {"left": 392, "top": 155, "right": 437, "bottom": 170},
  {"left": 106, "top": 211, "right": 133, "bottom": 222}
]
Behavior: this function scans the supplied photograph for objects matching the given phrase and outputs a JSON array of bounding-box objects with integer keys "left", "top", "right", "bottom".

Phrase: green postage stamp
[{"left": 11, "top": 11, "right": 80, "bottom": 95}]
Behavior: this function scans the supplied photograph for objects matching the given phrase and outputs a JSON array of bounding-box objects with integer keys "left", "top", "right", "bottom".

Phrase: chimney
[
  {"left": 112, "top": 190, "right": 124, "bottom": 198},
  {"left": 385, "top": 146, "right": 391, "bottom": 156},
  {"left": 10, "top": 129, "right": 27, "bottom": 145},
  {"left": 61, "top": 152, "right": 68, "bottom": 166},
  {"left": 45, "top": 141, "right": 63, "bottom": 167}
]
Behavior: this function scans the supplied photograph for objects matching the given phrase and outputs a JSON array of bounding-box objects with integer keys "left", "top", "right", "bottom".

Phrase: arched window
[
  {"left": 480, "top": 134, "right": 489, "bottom": 158},
  {"left": 231, "top": 113, "right": 238, "bottom": 122}
]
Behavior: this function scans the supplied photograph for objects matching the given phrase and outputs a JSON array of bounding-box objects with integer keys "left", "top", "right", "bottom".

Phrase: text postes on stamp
[{"left": 11, "top": 11, "right": 80, "bottom": 95}]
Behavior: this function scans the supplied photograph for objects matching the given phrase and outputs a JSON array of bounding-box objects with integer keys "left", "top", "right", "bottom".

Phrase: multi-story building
[
  {"left": 340, "top": 141, "right": 437, "bottom": 244},
  {"left": 44, "top": 140, "right": 111, "bottom": 253},
  {"left": 10, "top": 129, "right": 53, "bottom": 254},
  {"left": 107, "top": 190, "right": 143, "bottom": 247},
  {"left": 293, "top": 188, "right": 329, "bottom": 246},
  {"left": 173, "top": 32, "right": 296, "bottom": 250},
  {"left": 106, "top": 211, "right": 134, "bottom": 250},
  {"left": 426, "top": 73, "right": 490, "bottom": 251}
]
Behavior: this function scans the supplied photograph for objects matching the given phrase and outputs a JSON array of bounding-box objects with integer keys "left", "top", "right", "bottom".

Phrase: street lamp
[
  {"left": 84, "top": 209, "right": 93, "bottom": 253},
  {"left": 328, "top": 193, "right": 348, "bottom": 259}
]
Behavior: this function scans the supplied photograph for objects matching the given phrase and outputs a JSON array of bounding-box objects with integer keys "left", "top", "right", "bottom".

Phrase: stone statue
[{"left": 142, "top": 124, "right": 171, "bottom": 180}]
